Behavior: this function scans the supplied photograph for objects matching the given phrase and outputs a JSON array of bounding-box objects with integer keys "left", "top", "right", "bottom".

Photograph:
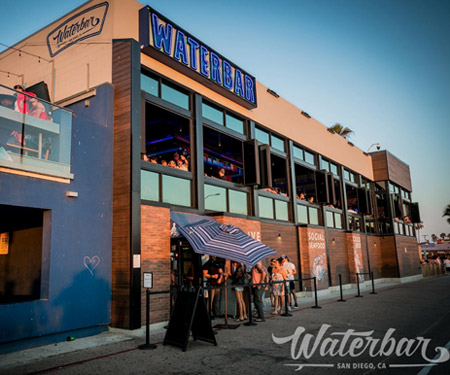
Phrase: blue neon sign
[{"left": 139, "top": 6, "right": 257, "bottom": 109}]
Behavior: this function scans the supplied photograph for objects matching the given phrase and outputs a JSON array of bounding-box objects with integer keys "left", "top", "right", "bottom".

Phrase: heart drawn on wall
[{"left": 83, "top": 256, "right": 101, "bottom": 275}]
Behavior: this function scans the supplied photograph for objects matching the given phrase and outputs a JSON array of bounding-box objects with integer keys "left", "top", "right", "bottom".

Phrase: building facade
[{"left": 0, "top": 0, "right": 421, "bottom": 342}]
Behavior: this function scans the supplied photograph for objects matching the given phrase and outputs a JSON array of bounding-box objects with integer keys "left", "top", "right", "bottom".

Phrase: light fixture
[
  {"left": 66, "top": 191, "right": 79, "bottom": 198},
  {"left": 277, "top": 233, "right": 282, "bottom": 239},
  {"left": 367, "top": 143, "right": 381, "bottom": 152},
  {"left": 332, "top": 238, "right": 336, "bottom": 245},
  {"left": 374, "top": 242, "right": 377, "bottom": 248},
  {"left": 301, "top": 111, "right": 311, "bottom": 118},
  {"left": 267, "top": 88, "right": 279, "bottom": 98}
]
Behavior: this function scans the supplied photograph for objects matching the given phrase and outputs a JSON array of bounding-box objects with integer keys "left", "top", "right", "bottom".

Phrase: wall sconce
[
  {"left": 332, "top": 238, "right": 336, "bottom": 245},
  {"left": 267, "top": 88, "right": 279, "bottom": 98},
  {"left": 66, "top": 191, "right": 78, "bottom": 198},
  {"left": 277, "top": 233, "right": 282, "bottom": 240},
  {"left": 374, "top": 242, "right": 377, "bottom": 248}
]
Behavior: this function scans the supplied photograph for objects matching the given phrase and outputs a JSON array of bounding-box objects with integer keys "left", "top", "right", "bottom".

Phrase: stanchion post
[
  {"left": 244, "top": 280, "right": 257, "bottom": 326},
  {"left": 370, "top": 271, "right": 377, "bottom": 294},
  {"left": 337, "top": 274, "right": 346, "bottom": 302},
  {"left": 355, "top": 273, "right": 363, "bottom": 297},
  {"left": 311, "top": 277, "right": 322, "bottom": 309},
  {"left": 139, "top": 289, "right": 157, "bottom": 350},
  {"left": 281, "top": 279, "right": 292, "bottom": 317}
]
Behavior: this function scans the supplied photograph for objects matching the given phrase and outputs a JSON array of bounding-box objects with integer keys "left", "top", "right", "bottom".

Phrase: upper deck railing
[{"left": 0, "top": 84, "right": 73, "bottom": 179}]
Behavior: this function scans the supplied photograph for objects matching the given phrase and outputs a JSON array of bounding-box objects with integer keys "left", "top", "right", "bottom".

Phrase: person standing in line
[
  {"left": 280, "top": 255, "right": 293, "bottom": 310},
  {"left": 444, "top": 256, "right": 450, "bottom": 275},
  {"left": 251, "top": 261, "right": 267, "bottom": 322},
  {"left": 202, "top": 256, "right": 223, "bottom": 319},
  {"left": 285, "top": 256, "right": 298, "bottom": 308}
]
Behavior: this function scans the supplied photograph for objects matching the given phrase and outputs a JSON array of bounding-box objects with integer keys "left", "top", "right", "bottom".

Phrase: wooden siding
[
  {"left": 327, "top": 231, "right": 350, "bottom": 285},
  {"left": 111, "top": 41, "right": 133, "bottom": 328},
  {"left": 370, "top": 151, "right": 412, "bottom": 191},
  {"left": 370, "top": 151, "right": 389, "bottom": 182},
  {"left": 395, "top": 236, "right": 421, "bottom": 278},
  {"left": 366, "top": 235, "right": 383, "bottom": 278},
  {"left": 379, "top": 236, "right": 399, "bottom": 278},
  {"left": 386, "top": 152, "right": 412, "bottom": 191}
]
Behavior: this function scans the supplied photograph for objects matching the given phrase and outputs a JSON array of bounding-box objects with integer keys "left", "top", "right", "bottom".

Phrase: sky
[{"left": 0, "top": 0, "right": 449, "bottom": 241}]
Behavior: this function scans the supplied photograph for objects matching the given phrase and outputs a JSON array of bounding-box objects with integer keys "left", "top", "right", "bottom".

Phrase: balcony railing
[{"left": 0, "top": 84, "right": 73, "bottom": 179}]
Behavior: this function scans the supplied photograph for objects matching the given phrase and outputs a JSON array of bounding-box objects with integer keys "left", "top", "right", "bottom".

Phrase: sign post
[{"left": 139, "top": 272, "right": 157, "bottom": 350}]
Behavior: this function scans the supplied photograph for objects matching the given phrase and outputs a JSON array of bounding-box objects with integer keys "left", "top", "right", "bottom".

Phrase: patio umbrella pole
[{"left": 214, "top": 276, "right": 239, "bottom": 329}]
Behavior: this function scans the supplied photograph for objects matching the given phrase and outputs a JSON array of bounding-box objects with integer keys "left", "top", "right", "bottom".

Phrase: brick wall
[
  {"left": 395, "top": 236, "right": 421, "bottom": 278},
  {"left": 327, "top": 231, "right": 349, "bottom": 285}
]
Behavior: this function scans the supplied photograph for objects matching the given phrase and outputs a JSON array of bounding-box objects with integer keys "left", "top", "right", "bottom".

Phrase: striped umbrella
[{"left": 177, "top": 221, "right": 277, "bottom": 267}]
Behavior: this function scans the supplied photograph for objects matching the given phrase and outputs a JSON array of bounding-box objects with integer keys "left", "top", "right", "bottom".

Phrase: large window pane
[
  {"left": 255, "top": 128, "right": 270, "bottom": 145},
  {"left": 141, "top": 170, "right": 159, "bottom": 201},
  {"left": 204, "top": 184, "right": 227, "bottom": 211},
  {"left": 162, "top": 175, "right": 191, "bottom": 206},
  {"left": 229, "top": 189, "right": 248, "bottom": 215},
  {"left": 334, "top": 213, "right": 342, "bottom": 229},
  {"left": 275, "top": 200, "right": 288, "bottom": 221},
  {"left": 225, "top": 113, "right": 244, "bottom": 134},
  {"left": 202, "top": 102, "right": 223, "bottom": 125},
  {"left": 297, "top": 204, "right": 308, "bottom": 224},
  {"left": 141, "top": 74, "right": 158, "bottom": 96},
  {"left": 304, "top": 150, "right": 315, "bottom": 165},
  {"left": 161, "top": 82, "right": 189, "bottom": 110},
  {"left": 309, "top": 207, "right": 319, "bottom": 225},
  {"left": 259, "top": 196, "right": 274, "bottom": 219},
  {"left": 330, "top": 163, "right": 338, "bottom": 175},
  {"left": 293, "top": 146, "right": 304, "bottom": 160},
  {"left": 321, "top": 159, "right": 330, "bottom": 172},
  {"left": 326, "top": 211, "right": 334, "bottom": 228},
  {"left": 271, "top": 135, "right": 285, "bottom": 152}
]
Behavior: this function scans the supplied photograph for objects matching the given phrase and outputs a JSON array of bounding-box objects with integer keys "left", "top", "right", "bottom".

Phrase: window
[
  {"left": 344, "top": 168, "right": 356, "bottom": 183},
  {"left": 162, "top": 175, "right": 191, "bottom": 206},
  {"left": 161, "top": 82, "right": 189, "bottom": 110},
  {"left": 346, "top": 185, "right": 359, "bottom": 213},
  {"left": 330, "top": 163, "right": 338, "bottom": 176},
  {"left": 304, "top": 150, "right": 315, "bottom": 165},
  {"left": 321, "top": 158, "right": 330, "bottom": 172},
  {"left": 141, "top": 72, "right": 190, "bottom": 110},
  {"left": 255, "top": 126, "right": 285, "bottom": 152},
  {"left": 202, "top": 102, "right": 223, "bottom": 125},
  {"left": 141, "top": 170, "right": 159, "bottom": 201},
  {"left": 203, "top": 127, "right": 243, "bottom": 184},
  {"left": 297, "top": 204, "right": 308, "bottom": 224},
  {"left": 326, "top": 210, "right": 342, "bottom": 229},
  {"left": 141, "top": 170, "right": 191, "bottom": 207},
  {"left": 295, "top": 164, "right": 316, "bottom": 202},
  {"left": 229, "top": 189, "right": 248, "bottom": 215},
  {"left": 143, "top": 104, "right": 191, "bottom": 171},
  {"left": 259, "top": 196, "right": 274, "bottom": 219},
  {"left": 204, "top": 184, "right": 227, "bottom": 212},
  {"left": 275, "top": 200, "right": 289, "bottom": 221},
  {"left": 293, "top": 145, "right": 304, "bottom": 160},
  {"left": 202, "top": 101, "right": 245, "bottom": 134},
  {"left": 271, "top": 154, "right": 288, "bottom": 196},
  {"left": 0, "top": 205, "right": 47, "bottom": 304}
]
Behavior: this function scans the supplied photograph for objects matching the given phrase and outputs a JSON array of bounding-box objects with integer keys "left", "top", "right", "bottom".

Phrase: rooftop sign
[
  {"left": 47, "top": 2, "right": 109, "bottom": 57},
  {"left": 139, "top": 6, "right": 257, "bottom": 109}
]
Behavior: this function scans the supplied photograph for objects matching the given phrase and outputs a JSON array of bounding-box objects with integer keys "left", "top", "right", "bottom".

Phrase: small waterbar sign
[
  {"left": 47, "top": 2, "right": 109, "bottom": 57},
  {"left": 139, "top": 6, "right": 257, "bottom": 109}
]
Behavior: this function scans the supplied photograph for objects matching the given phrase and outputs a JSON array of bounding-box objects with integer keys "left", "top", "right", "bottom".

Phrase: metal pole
[
  {"left": 311, "top": 277, "right": 322, "bottom": 309},
  {"left": 355, "top": 273, "right": 363, "bottom": 297},
  {"left": 337, "top": 274, "right": 346, "bottom": 302},
  {"left": 370, "top": 271, "right": 377, "bottom": 294},
  {"left": 139, "top": 289, "right": 157, "bottom": 350},
  {"left": 244, "top": 281, "right": 257, "bottom": 326}
]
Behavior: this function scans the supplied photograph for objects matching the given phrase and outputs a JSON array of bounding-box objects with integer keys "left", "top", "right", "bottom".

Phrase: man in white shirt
[{"left": 281, "top": 255, "right": 298, "bottom": 308}]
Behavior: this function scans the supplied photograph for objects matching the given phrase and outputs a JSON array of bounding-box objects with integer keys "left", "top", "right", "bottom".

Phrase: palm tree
[
  {"left": 443, "top": 204, "right": 450, "bottom": 225},
  {"left": 431, "top": 234, "right": 438, "bottom": 243},
  {"left": 328, "top": 123, "right": 354, "bottom": 140},
  {"left": 440, "top": 233, "right": 446, "bottom": 240}
]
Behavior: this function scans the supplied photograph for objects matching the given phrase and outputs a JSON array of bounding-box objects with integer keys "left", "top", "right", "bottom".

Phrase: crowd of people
[
  {"left": 142, "top": 151, "right": 190, "bottom": 171},
  {"left": 201, "top": 255, "right": 298, "bottom": 322},
  {"left": 1, "top": 85, "right": 53, "bottom": 160}
]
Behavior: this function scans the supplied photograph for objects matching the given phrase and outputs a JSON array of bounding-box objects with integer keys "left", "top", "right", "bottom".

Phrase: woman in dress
[{"left": 270, "top": 258, "right": 287, "bottom": 315}]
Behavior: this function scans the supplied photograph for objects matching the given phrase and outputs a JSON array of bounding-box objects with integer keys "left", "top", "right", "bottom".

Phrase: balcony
[{"left": 0, "top": 84, "right": 73, "bottom": 179}]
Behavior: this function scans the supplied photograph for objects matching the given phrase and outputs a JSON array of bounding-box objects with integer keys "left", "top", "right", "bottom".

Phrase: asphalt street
[{"left": 1, "top": 276, "right": 449, "bottom": 375}]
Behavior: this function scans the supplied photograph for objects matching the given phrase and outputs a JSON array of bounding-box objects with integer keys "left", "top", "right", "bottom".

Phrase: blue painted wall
[{"left": 0, "top": 83, "right": 113, "bottom": 343}]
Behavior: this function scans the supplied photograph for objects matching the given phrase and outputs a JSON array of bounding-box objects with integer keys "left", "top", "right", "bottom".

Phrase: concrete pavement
[{"left": 1, "top": 276, "right": 449, "bottom": 375}]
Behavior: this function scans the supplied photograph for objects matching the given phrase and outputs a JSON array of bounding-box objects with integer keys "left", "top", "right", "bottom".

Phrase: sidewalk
[{"left": 0, "top": 277, "right": 416, "bottom": 373}]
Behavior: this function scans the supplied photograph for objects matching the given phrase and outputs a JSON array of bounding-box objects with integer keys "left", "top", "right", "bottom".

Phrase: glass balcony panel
[
  {"left": 204, "top": 184, "right": 227, "bottom": 212},
  {"left": 229, "top": 189, "right": 248, "bottom": 215}
]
